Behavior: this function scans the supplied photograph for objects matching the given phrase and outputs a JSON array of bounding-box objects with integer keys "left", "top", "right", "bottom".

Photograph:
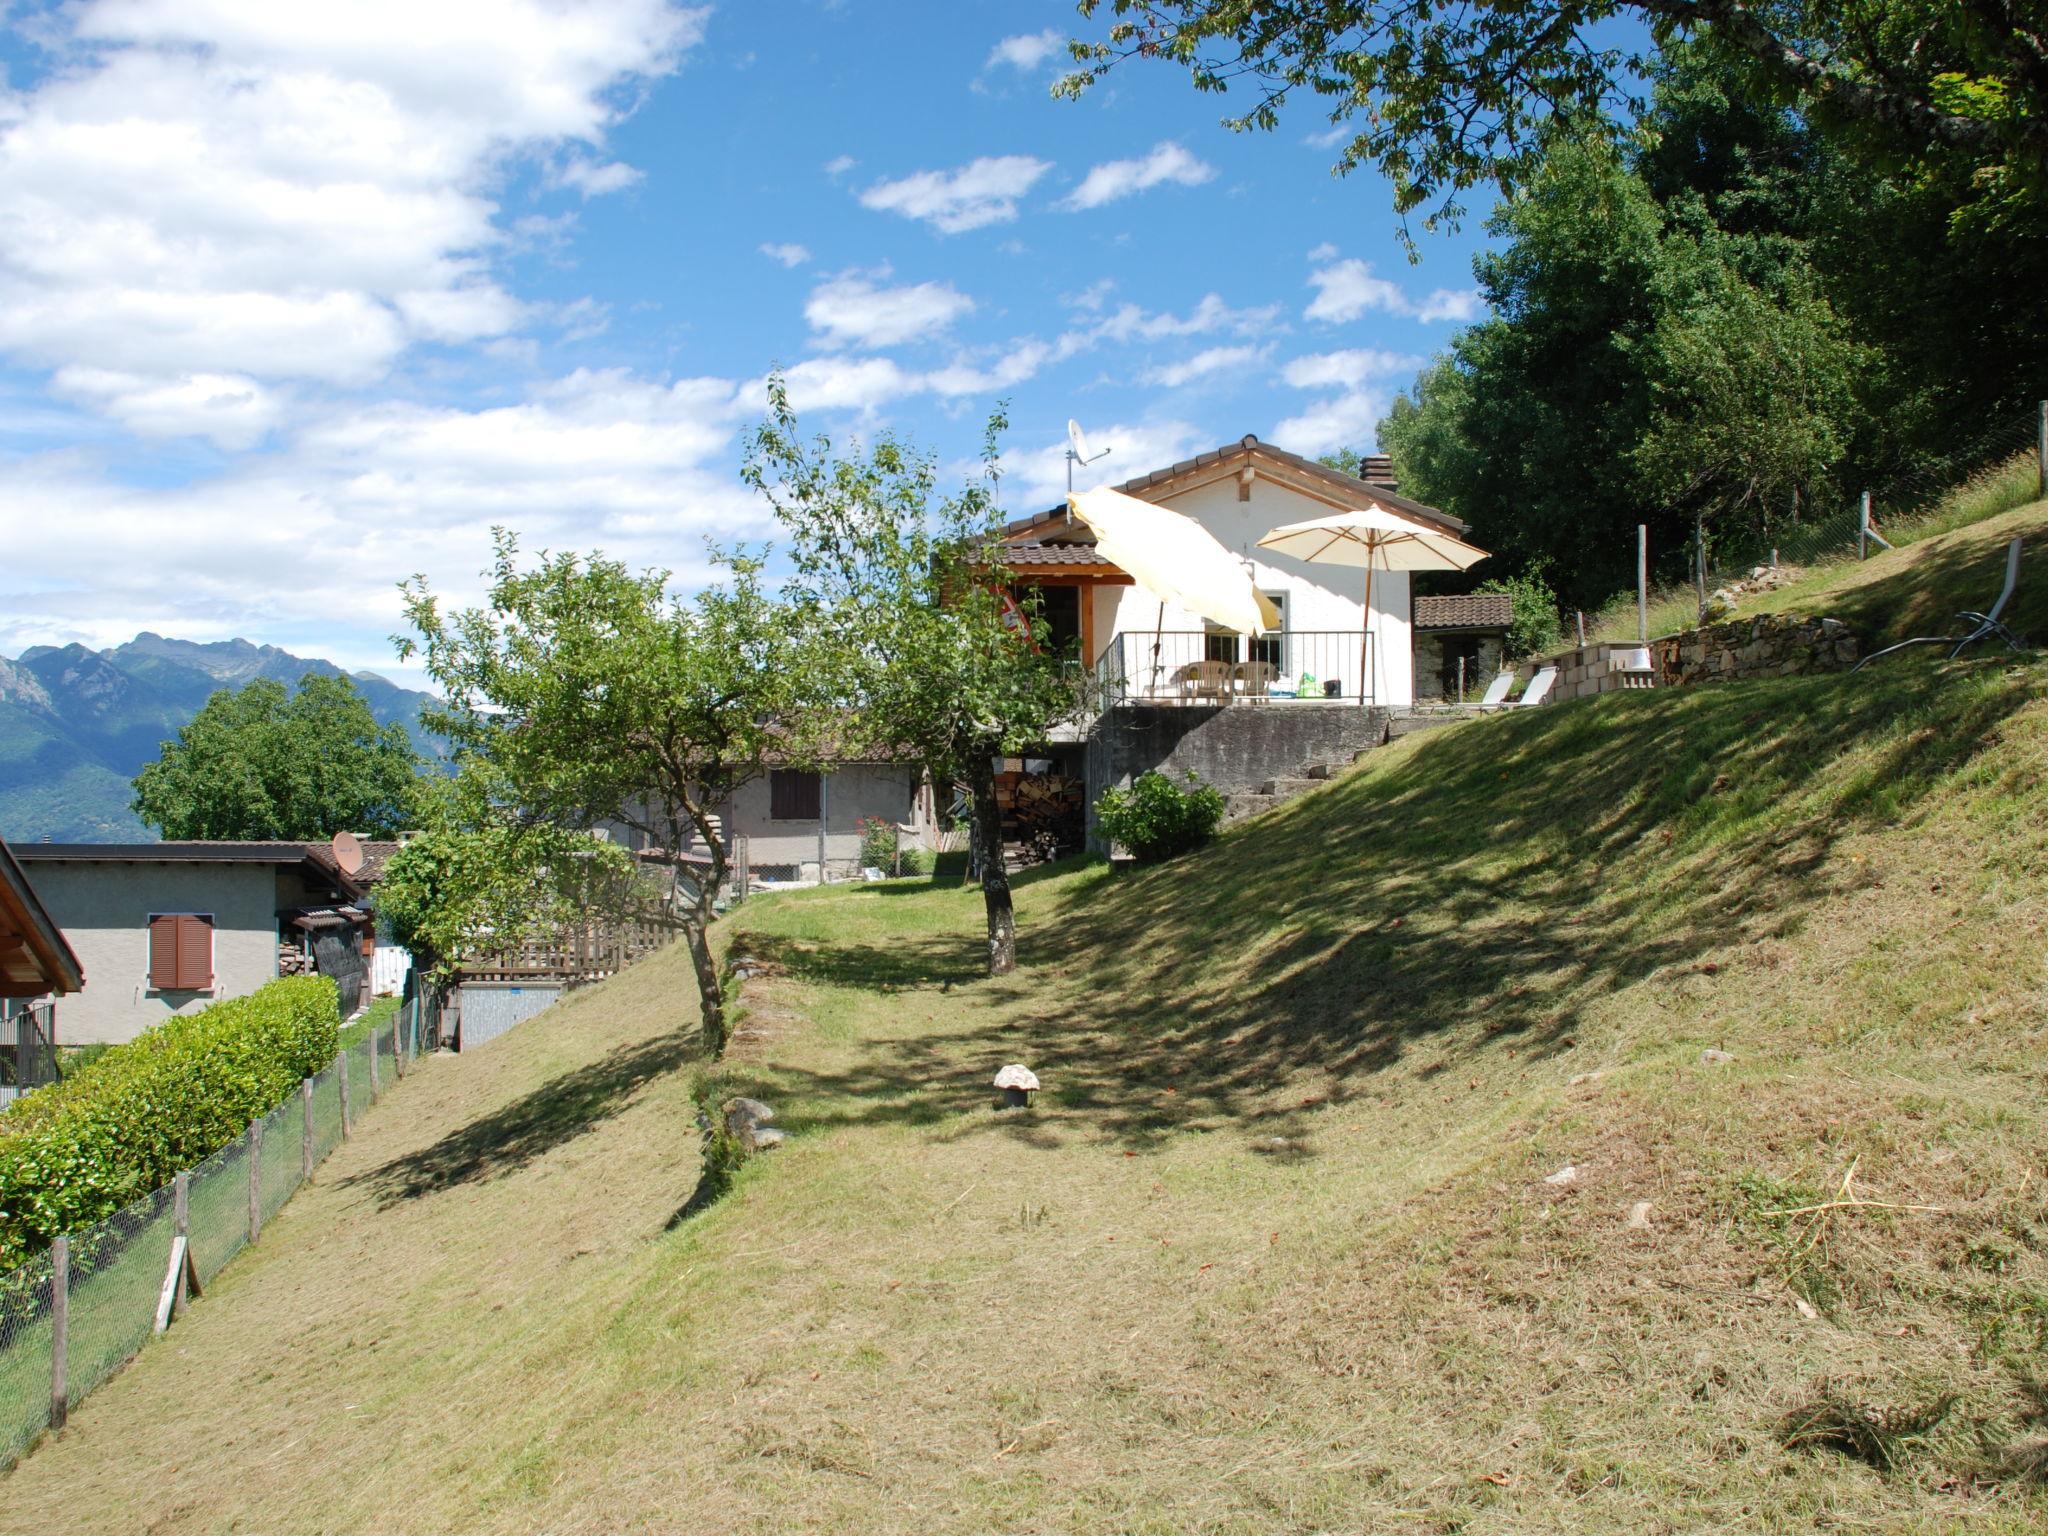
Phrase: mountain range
[{"left": 0, "top": 634, "right": 439, "bottom": 842}]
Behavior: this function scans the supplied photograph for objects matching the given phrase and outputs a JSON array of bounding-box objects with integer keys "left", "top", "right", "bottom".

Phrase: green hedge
[{"left": 0, "top": 976, "right": 340, "bottom": 1267}]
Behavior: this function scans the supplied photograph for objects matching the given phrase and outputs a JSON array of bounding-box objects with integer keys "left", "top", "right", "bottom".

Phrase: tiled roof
[
  {"left": 1414, "top": 593, "right": 1513, "bottom": 630},
  {"left": 1002, "top": 542, "right": 1111, "bottom": 567},
  {"left": 1004, "top": 434, "right": 1462, "bottom": 539}
]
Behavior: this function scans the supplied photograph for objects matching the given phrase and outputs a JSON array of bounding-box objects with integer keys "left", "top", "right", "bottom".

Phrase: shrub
[
  {"left": 857, "top": 816, "right": 898, "bottom": 871},
  {"left": 1094, "top": 771, "right": 1226, "bottom": 863},
  {"left": 1475, "top": 568, "right": 1564, "bottom": 657},
  {"left": 0, "top": 976, "right": 340, "bottom": 1265},
  {"left": 897, "top": 845, "right": 937, "bottom": 876}
]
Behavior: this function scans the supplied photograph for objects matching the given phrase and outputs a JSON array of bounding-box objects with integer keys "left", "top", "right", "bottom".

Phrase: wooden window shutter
[
  {"left": 770, "top": 770, "right": 820, "bottom": 821},
  {"left": 148, "top": 915, "right": 180, "bottom": 990},
  {"left": 175, "top": 915, "right": 213, "bottom": 990}
]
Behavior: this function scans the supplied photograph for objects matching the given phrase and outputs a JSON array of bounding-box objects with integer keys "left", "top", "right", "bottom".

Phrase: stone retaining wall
[
  {"left": 1542, "top": 641, "right": 1656, "bottom": 704},
  {"left": 1651, "top": 614, "right": 1859, "bottom": 686}
]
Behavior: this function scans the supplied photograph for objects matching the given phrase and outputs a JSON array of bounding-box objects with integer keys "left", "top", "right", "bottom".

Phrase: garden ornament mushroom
[{"left": 993, "top": 1063, "right": 1040, "bottom": 1108}]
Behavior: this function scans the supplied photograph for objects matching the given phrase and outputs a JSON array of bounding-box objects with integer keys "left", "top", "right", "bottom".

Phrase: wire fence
[
  {"left": 1589, "top": 406, "right": 2046, "bottom": 643},
  {"left": 0, "top": 1010, "right": 423, "bottom": 1471}
]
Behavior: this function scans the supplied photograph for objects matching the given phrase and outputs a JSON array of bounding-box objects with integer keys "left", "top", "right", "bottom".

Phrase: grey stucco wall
[
  {"left": 25, "top": 861, "right": 281, "bottom": 1045},
  {"left": 716, "top": 765, "right": 926, "bottom": 876},
  {"left": 1083, "top": 703, "right": 1389, "bottom": 846}
]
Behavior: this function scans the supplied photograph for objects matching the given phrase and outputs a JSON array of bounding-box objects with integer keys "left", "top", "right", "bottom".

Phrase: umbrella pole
[
  {"left": 1151, "top": 599, "right": 1166, "bottom": 698},
  {"left": 1359, "top": 551, "right": 1375, "bottom": 703}
]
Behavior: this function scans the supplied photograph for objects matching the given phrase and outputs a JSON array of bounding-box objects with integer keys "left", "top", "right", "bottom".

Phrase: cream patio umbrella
[
  {"left": 1067, "top": 486, "right": 1282, "bottom": 696},
  {"left": 1256, "top": 505, "right": 1490, "bottom": 703}
]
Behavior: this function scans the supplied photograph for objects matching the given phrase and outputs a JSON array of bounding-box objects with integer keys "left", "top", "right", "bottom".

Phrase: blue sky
[{"left": 0, "top": 0, "right": 1498, "bottom": 683}]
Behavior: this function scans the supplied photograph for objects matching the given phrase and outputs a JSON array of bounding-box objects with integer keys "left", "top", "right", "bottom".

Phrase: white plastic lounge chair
[
  {"left": 1467, "top": 670, "right": 1516, "bottom": 709},
  {"left": 1514, "top": 665, "right": 1558, "bottom": 707},
  {"left": 1854, "top": 535, "right": 2024, "bottom": 671}
]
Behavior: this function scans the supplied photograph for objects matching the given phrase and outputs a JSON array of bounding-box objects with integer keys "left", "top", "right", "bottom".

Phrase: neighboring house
[
  {"left": 1, "top": 835, "right": 85, "bottom": 1100},
  {"left": 613, "top": 762, "right": 940, "bottom": 885},
  {"left": 1412, "top": 594, "right": 1513, "bottom": 703},
  {"left": 1001, "top": 436, "right": 1466, "bottom": 710},
  {"left": 12, "top": 841, "right": 374, "bottom": 1045}
]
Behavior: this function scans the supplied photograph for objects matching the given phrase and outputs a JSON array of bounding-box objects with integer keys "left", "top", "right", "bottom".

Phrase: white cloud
[
  {"left": 1416, "top": 288, "right": 1484, "bottom": 324},
  {"left": 746, "top": 355, "right": 919, "bottom": 416},
  {"left": 51, "top": 366, "right": 284, "bottom": 450},
  {"left": 1305, "top": 253, "right": 1483, "bottom": 325},
  {"left": 759, "top": 242, "right": 811, "bottom": 268},
  {"left": 1144, "top": 344, "right": 1265, "bottom": 388},
  {"left": 859, "top": 155, "right": 1053, "bottom": 234},
  {"left": 1270, "top": 390, "right": 1390, "bottom": 458},
  {"left": 925, "top": 340, "right": 1051, "bottom": 398},
  {"left": 0, "top": 0, "right": 703, "bottom": 428},
  {"left": 1060, "top": 141, "right": 1215, "bottom": 211},
  {"left": 0, "top": 364, "right": 761, "bottom": 670},
  {"left": 1093, "top": 292, "right": 1280, "bottom": 345},
  {"left": 1279, "top": 348, "right": 1419, "bottom": 391},
  {"left": 985, "top": 30, "right": 1062, "bottom": 72},
  {"left": 1005, "top": 418, "right": 1208, "bottom": 508},
  {"left": 804, "top": 273, "right": 975, "bottom": 350},
  {"left": 823, "top": 154, "right": 857, "bottom": 177},
  {"left": 552, "top": 156, "right": 644, "bottom": 198}
]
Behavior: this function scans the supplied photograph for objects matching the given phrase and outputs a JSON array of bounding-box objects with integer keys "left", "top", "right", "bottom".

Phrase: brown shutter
[
  {"left": 148, "top": 915, "right": 180, "bottom": 990},
  {"left": 771, "top": 770, "right": 821, "bottom": 820},
  {"left": 175, "top": 915, "right": 213, "bottom": 990}
]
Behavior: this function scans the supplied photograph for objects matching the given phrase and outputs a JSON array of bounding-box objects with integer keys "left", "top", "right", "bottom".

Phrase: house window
[
  {"left": 147, "top": 913, "right": 215, "bottom": 991},
  {"left": 770, "top": 769, "right": 821, "bottom": 821},
  {"left": 1203, "top": 625, "right": 1240, "bottom": 664}
]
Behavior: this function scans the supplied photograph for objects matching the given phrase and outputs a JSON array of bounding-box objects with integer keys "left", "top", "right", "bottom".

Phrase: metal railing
[
  {"left": 1093, "top": 630, "right": 1377, "bottom": 705},
  {"left": 0, "top": 1000, "right": 59, "bottom": 1107}
]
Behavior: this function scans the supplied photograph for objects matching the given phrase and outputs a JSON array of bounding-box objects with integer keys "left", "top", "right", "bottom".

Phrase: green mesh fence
[
  {"left": 186, "top": 1134, "right": 252, "bottom": 1288},
  {"left": 65, "top": 1185, "right": 178, "bottom": 1404},
  {"left": 0, "top": 1032, "right": 417, "bottom": 1471},
  {"left": 257, "top": 1097, "right": 300, "bottom": 1226},
  {"left": 0, "top": 1251, "right": 55, "bottom": 1468}
]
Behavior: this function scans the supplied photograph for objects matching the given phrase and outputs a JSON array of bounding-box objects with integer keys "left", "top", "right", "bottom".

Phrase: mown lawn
[{"left": 4, "top": 656, "right": 2046, "bottom": 1533}]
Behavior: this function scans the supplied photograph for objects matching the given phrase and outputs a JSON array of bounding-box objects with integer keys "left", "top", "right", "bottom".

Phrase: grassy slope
[{"left": 5, "top": 658, "right": 2048, "bottom": 1532}]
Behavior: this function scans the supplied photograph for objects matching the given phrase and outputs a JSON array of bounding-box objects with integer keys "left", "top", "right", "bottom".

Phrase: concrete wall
[
  {"left": 1540, "top": 641, "right": 1657, "bottom": 704},
  {"left": 455, "top": 981, "right": 564, "bottom": 1051},
  {"left": 1092, "top": 472, "right": 1416, "bottom": 706},
  {"left": 1083, "top": 702, "right": 1388, "bottom": 846},
  {"left": 25, "top": 861, "right": 281, "bottom": 1045}
]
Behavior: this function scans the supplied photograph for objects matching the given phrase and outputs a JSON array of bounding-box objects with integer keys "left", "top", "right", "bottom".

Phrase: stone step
[
  {"left": 1258, "top": 776, "right": 1324, "bottom": 797},
  {"left": 1224, "top": 791, "right": 1280, "bottom": 822},
  {"left": 1302, "top": 763, "right": 1334, "bottom": 780}
]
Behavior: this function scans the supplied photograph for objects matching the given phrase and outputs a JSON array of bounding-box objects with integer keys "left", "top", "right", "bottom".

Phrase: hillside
[
  {"left": 0, "top": 634, "right": 440, "bottom": 841},
  {"left": 3, "top": 655, "right": 2045, "bottom": 1532}
]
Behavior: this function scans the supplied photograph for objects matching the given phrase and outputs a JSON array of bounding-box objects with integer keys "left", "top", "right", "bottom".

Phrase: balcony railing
[
  {"left": 0, "top": 998, "right": 59, "bottom": 1107},
  {"left": 1092, "top": 630, "right": 1377, "bottom": 705}
]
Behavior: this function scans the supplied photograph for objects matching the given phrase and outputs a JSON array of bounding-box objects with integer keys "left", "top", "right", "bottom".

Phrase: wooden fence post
[
  {"left": 391, "top": 1018, "right": 403, "bottom": 1079},
  {"left": 300, "top": 1078, "right": 314, "bottom": 1181},
  {"left": 49, "top": 1233, "right": 68, "bottom": 1431},
  {"left": 173, "top": 1170, "right": 190, "bottom": 1316},
  {"left": 368, "top": 1030, "right": 380, "bottom": 1094},
  {"left": 338, "top": 1050, "right": 350, "bottom": 1139},
  {"left": 246, "top": 1119, "right": 263, "bottom": 1244},
  {"left": 2038, "top": 399, "right": 2046, "bottom": 501}
]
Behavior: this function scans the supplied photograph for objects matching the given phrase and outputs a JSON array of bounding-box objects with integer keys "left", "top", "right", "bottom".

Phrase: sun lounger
[{"left": 1854, "top": 535, "right": 2024, "bottom": 671}]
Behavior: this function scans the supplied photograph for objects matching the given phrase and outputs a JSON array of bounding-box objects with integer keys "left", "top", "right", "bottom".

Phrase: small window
[
  {"left": 148, "top": 913, "right": 215, "bottom": 991},
  {"left": 769, "top": 769, "right": 821, "bottom": 821}
]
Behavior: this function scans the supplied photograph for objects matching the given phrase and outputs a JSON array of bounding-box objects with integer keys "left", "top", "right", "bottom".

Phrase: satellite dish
[
  {"left": 330, "top": 830, "right": 365, "bottom": 876},
  {"left": 1068, "top": 419, "right": 1092, "bottom": 464}
]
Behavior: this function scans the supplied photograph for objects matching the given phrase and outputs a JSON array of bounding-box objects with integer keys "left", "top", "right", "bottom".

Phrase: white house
[{"left": 1001, "top": 435, "right": 1473, "bottom": 709}]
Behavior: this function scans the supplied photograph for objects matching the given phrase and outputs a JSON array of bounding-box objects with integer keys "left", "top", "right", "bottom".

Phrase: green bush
[
  {"left": 1475, "top": 568, "right": 1565, "bottom": 658},
  {"left": 897, "top": 845, "right": 937, "bottom": 876},
  {"left": 1094, "top": 771, "right": 1226, "bottom": 863},
  {"left": 0, "top": 976, "right": 340, "bottom": 1266},
  {"left": 857, "top": 816, "right": 898, "bottom": 871}
]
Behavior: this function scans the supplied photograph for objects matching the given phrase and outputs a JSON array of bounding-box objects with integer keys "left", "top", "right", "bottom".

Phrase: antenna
[{"left": 1065, "top": 418, "right": 1112, "bottom": 495}]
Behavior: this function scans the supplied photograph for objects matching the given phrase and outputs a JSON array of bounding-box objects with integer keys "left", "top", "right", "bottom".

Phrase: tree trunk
[
  {"left": 681, "top": 904, "right": 726, "bottom": 1056},
  {"left": 971, "top": 752, "right": 1016, "bottom": 976}
]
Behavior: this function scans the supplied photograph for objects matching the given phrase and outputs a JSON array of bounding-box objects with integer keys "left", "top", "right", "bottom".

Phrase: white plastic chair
[
  {"left": 1469, "top": 671, "right": 1516, "bottom": 709},
  {"left": 1509, "top": 665, "right": 1558, "bottom": 708},
  {"left": 1854, "top": 536, "right": 2024, "bottom": 671}
]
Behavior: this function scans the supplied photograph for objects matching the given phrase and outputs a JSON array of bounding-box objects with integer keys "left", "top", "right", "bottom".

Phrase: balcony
[{"left": 1090, "top": 630, "right": 1377, "bottom": 707}]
